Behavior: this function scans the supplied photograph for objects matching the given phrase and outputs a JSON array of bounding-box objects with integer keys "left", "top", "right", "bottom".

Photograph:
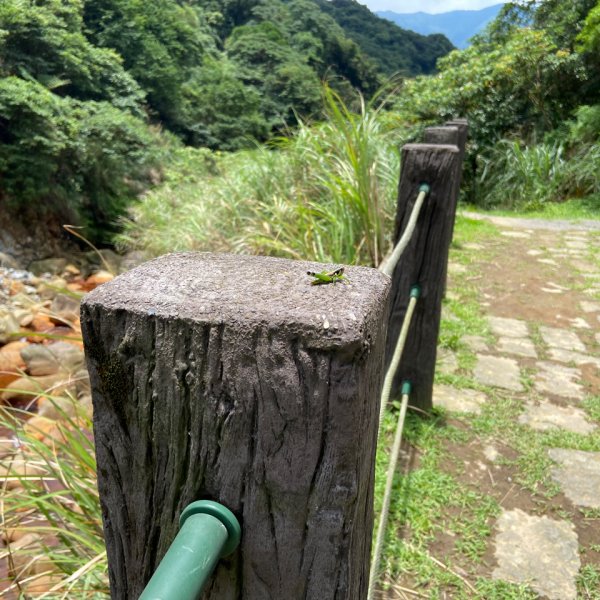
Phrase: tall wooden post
[
  {"left": 81, "top": 252, "right": 390, "bottom": 599},
  {"left": 445, "top": 118, "right": 470, "bottom": 202},
  {"left": 423, "top": 123, "right": 469, "bottom": 294},
  {"left": 384, "top": 144, "right": 462, "bottom": 411}
]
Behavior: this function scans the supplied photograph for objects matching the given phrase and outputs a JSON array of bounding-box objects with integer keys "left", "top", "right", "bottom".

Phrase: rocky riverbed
[{"left": 0, "top": 254, "right": 122, "bottom": 595}]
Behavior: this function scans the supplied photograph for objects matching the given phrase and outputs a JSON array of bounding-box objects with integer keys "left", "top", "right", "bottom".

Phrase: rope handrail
[
  {"left": 368, "top": 381, "right": 412, "bottom": 600},
  {"left": 379, "top": 285, "right": 420, "bottom": 426},
  {"left": 380, "top": 184, "right": 430, "bottom": 277},
  {"left": 369, "top": 284, "right": 421, "bottom": 600}
]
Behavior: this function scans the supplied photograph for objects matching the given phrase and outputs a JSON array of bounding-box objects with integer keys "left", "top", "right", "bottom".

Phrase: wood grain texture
[
  {"left": 385, "top": 144, "right": 461, "bottom": 410},
  {"left": 423, "top": 124, "right": 469, "bottom": 293},
  {"left": 81, "top": 253, "right": 390, "bottom": 599}
]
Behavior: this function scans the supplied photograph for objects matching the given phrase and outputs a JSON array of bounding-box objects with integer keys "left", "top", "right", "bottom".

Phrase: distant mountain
[
  {"left": 314, "top": 0, "right": 454, "bottom": 77},
  {"left": 377, "top": 3, "right": 505, "bottom": 49}
]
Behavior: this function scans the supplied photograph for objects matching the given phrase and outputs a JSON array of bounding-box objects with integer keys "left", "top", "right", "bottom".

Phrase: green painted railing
[{"left": 139, "top": 500, "right": 241, "bottom": 600}]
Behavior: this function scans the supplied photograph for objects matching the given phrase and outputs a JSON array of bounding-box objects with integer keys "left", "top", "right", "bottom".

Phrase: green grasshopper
[{"left": 307, "top": 267, "right": 348, "bottom": 285}]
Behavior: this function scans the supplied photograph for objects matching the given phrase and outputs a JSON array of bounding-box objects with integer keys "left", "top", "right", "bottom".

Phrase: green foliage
[
  {"left": 479, "top": 101, "right": 600, "bottom": 211},
  {"left": 0, "top": 77, "right": 159, "bottom": 241},
  {"left": 181, "top": 57, "right": 268, "bottom": 149},
  {"left": 568, "top": 104, "right": 600, "bottom": 143},
  {"left": 83, "top": 0, "right": 218, "bottom": 132},
  {"left": 479, "top": 140, "right": 569, "bottom": 209},
  {"left": 225, "top": 19, "right": 323, "bottom": 125},
  {"left": 0, "top": 0, "right": 145, "bottom": 112},
  {"left": 119, "top": 85, "right": 411, "bottom": 267},
  {"left": 396, "top": 28, "right": 587, "bottom": 148},
  {"left": 392, "top": 0, "right": 600, "bottom": 211},
  {"left": 578, "top": 1, "right": 600, "bottom": 54}
]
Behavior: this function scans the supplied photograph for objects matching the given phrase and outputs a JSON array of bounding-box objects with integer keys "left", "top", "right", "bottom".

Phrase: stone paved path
[{"left": 433, "top": 217, "right": 600, "bottom": 599}]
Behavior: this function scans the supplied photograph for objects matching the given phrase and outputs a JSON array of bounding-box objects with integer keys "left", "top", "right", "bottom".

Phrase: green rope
[
  {"left": 378, "top": 286, "right": 420, "bottom": 427},
  {"left": 368, "top": 382, "right": 412, "bottom": 600},
  {"left": 381, "top": 185, "right": 430, "bottom": 277}
]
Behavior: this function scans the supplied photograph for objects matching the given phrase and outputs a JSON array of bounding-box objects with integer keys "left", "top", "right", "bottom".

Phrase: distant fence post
[
  {"left": 81, "top": 253, "right": 390, "bottom": 599},
  {"left": 445, "top": 118, "right": 471, "bottom": 202},
  {"left": 422, "top": 122, "right": 469, "bottom": 293},
  {"left": 384, "top": 143, "right": 462, "bottom": 411}
]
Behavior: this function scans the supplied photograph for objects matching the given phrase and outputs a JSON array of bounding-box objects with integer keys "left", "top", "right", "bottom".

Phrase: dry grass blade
[
  {"left": 39, "top": 551, "right": 107, "bottom": 598},
  {"left": 0, "top": 396, "right": 107, "bottom": 596},
  {"left": 404, "top": 543, "right": 478, "bottom": 594}
]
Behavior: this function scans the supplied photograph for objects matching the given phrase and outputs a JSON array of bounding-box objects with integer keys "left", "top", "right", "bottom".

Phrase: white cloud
[{"left": 363, "top": 0, "right": 506, "bottom": 14}]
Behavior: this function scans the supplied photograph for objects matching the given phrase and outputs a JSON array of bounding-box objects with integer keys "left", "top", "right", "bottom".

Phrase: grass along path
[{"left": 375, "top": 213, "right": 600, "bottom": 599}]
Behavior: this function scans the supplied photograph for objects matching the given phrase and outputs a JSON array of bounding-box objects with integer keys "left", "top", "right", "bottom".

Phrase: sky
[{"left": 362, "top": 0, "right": 506, "bottom": 13}]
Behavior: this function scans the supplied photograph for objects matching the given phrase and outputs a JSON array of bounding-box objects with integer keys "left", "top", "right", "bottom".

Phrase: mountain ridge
[
  {"left": 377, "top": 3, "right": 506, "bottom": 49},
  {"left": 314, "top": 0, "right": 454, "bottom": 76}
]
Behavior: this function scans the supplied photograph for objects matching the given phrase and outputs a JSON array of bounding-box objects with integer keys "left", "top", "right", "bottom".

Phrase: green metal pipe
[{"left": 139, "top": 500, "right": 241, "bottom": 600}]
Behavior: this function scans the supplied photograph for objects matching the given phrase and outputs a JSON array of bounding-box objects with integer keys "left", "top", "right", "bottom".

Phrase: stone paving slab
[
  {"left": 497, "top": 336, "right": 537, "bottom": 358},
  {"left": 488, "top": 316, "right": 529, "bottom": 339},
  {"left": 492, "top": 508, "right": 580, "bottom": 600},
  {"left": 580, "top": 300, "right": 600, "bottom": 313},
  {"left": 436, "top": 348, "right": 459, "bottom": 375},
  {"left": 539, "top": 326, "right": 586, "bottom": 352},
  {"left": 463, "top": 335, "right": 488, "bottom": 352},
  {"left": 565, "top": 240, "right": 588, "bottom": 250},
  {"left": 566, "top": 316, "right": 591, "bottom": 329},
  {"left": 433, "top": 385, "right": 487, "bottom": 414},
  {"left": 541, "top": 282, "right": 570, "bottom": 294},
  {"left": 548, "top": 449, "right": 600, "bottom": 508},
  {"left": 534, "top": 362, "right": 584, "bottom": 400},
  {"left": 474, "top": 355, "right": 523, "bottom": 392},
  {"left": 519, "top": 400, "right": 596, "bottom": 434},
  {"left": 547, "top": 347, "right": 600, "bottom": 369},
  {"left": 500, "top": 230, "right": 531, "bottom": 238}
]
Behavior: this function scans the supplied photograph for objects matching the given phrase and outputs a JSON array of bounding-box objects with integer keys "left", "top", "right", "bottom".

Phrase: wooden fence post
[
  {"left": 81, "top": 252, "right": 390, "bottom": 599},
  {"left": 445, "top": 118, "right": 471, "bottom": 202},
  {"left": 384, "top": 144, "right": 462, "bottom": 411},
  {"left": 424, "top": 122, "right": 468, "bottom": 197},
  {"left": 422, "top": 123, "right": 469, "bottom": 294}
]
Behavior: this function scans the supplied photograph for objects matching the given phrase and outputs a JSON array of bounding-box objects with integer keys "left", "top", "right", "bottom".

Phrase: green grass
[
  {"left": 373, "top": 409, "right": 539, "bottom": 599},
  {"left": 475, "top": 196, "right": 600, "bottom": 221},
  {"left": 0, "top": 397, "right": 108, "bottom": 597},
  {"left": 119, "top": 86, "right": 415, "bottom": 268}
]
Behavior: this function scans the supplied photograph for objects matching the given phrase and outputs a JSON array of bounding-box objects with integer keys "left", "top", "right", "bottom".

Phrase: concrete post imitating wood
[
  {"left": 423, "top": 124, "right": 469, "bottom": 294},
  {"left": 445, "top": 119, "right": 470, "bottom": 202},
  {"left": 424, "top": 122, "right": 468, "bottom": 198},
  {"left": 385, "top": 144, "right": 461, "bottom": 411},
  {"left": 80, "top": 252, "right": 390, "bottom": 600}
]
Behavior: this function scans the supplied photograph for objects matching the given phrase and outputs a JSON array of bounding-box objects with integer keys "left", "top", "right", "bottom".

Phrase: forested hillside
[
  {"left": 121, "top": 0, "right": 600, "bottom": 264},
  {"left": 394, "top": 0, "right": 600, "bottom": 209},
  {"left": 2, "top": 0, "right": 599, "bottom": 256},
  {"left": 0, "top": 0, "right": 452, "bottom": 243},
  {"left": 314, "top": 0, "right": 454, "bottom": 75}
]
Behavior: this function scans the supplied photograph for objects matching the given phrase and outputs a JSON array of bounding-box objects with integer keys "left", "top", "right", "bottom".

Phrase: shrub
[{"left": 0, "top": 77, "right": 160, "bottom": 242}]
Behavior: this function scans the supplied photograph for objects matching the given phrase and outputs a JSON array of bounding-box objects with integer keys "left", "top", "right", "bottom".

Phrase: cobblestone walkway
[{"left": 434, "top": 218, "right": 600, "bottom": 599}]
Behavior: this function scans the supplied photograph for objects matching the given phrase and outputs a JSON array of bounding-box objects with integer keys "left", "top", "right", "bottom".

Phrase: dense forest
[
  {"left": 1, "top": 0, "right": 599, "bottom": 253},
  {"left": 0, "top": 0, "right": 450, "bottom": 240}
]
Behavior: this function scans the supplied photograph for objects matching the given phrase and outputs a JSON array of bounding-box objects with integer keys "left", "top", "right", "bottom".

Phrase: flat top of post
[{"left": 82, "top": 252, "right": 390, "bottom": 345}]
